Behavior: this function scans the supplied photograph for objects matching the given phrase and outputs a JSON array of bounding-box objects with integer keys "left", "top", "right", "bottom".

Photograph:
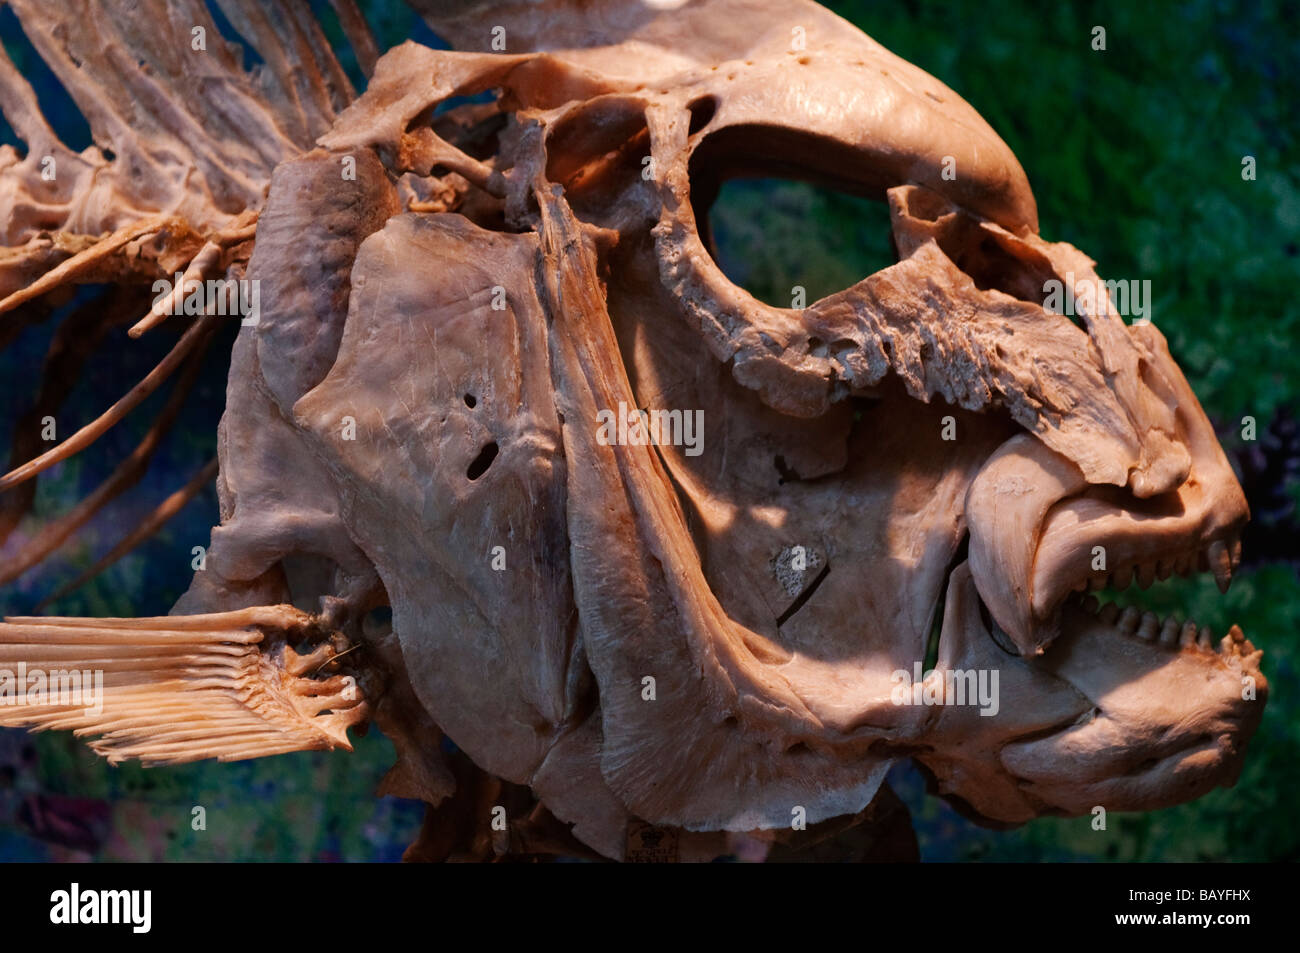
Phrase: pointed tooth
[
  {"left": 1112, "top": 564, "right": 1134, "bottom": 590},
  {"left": 1083, "top": 595, "right": 1100, "bottom": 614},
  {"left": 1155, "top": 558, "right": 1174, "bottom": 580},
  {"left": 1229, "top": 624, "right": 1245, "bottom": 644},
  {"left": 1119, "top": 606, "right": 1141, "bottom": 633},
  {"left": 1198, "top": 626, "right": 1213, "bottom": 651},
  {"left": 1099, "top": 602, "right": 1120, "bottom": 625},
  {"left": 1219, "top": 634, "right": 1237, "bottom": 655},
  {"left": 1209, "top": 540, "right": 1233, "bottom": 593},
  {"left": 1158, "top": 616, "right": 1179, "bottom": 646},
  {"left": 1179, "top": 621, "right": 1198, "bottom": 648},
  {"left": 1139, "top": 612, "right": 1160, "bottom": 640},
  {"left": 1229, "top": 536, "right": 1242, "bottom": 569}
]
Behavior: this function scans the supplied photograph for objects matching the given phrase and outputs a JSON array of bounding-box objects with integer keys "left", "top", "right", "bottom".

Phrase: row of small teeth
[
  {"left": 1070, "top": 592, "right": 1256, "bottom": 657},
  {"left": 1073, "top": 535, "right": 1243, "bottom": 596}
]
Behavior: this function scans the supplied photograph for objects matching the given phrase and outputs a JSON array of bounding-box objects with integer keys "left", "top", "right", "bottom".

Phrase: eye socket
[{"left": 703, "top": 178, "right": 896, "bottom": 307}]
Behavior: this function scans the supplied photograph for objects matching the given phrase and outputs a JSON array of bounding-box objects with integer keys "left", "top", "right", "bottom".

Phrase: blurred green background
[{"left": 0, "top": 0, "right": 1296, "bottom": 860}]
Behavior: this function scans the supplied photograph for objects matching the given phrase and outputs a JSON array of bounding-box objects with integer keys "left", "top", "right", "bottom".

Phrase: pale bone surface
[{"left": 0, "top": 0, "right": 1265, "bottom": 860}]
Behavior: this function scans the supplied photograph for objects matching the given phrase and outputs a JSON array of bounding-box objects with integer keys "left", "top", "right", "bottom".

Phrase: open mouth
[
  {"left": 924, "top": 526, "right": 1265, "bottom": 824},
  {"left": 1022, "top": 493, "right": 1258, "bottom": 659},
  {"left": 1060, "top": 586, "right": 1255, "bottom": 659},
  {"left": 965, "top": 408, "right": 1254, "bottom": 657},
  {"left": 977, "top": 524, "right": 1259, "bottom": 665},
  {"left": 1050, "top": 532, "right": 1258, "bottom": 659},
  {"left": 964, "top": 524, "right": 1258, "bottom": 664}
]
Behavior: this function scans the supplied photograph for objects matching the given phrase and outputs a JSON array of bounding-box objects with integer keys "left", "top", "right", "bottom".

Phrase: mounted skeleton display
[{"left": 0, "top": 0, "right": 1265, "bottom": 861}]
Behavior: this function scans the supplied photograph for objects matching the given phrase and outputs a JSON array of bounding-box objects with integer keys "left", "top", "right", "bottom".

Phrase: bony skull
[{"left": 0, "top": 0, "right": 1265, "bottom": 860}]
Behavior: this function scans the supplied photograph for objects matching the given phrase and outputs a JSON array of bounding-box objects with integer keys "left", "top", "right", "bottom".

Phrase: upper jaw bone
[
  {"left": 967, "top": 321, "right": 1249, "bottom": 656},
  {"left": 1028, "top": 330, "right": 1248, "bottom": 628}
]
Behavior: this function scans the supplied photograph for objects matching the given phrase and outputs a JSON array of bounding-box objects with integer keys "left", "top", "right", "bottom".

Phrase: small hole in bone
[
  {"left": 687, "top": 95, "right": 717, "bottom": 136},
  {"left": 467, "top": 441, "right": 499, "bottom": 480},
  {"left": 463, "top": 393, "right": 477, "bottom": 408},
  {"left": 363, "top": 605, "right": 393, "bottom": 638},
  {"left": 797, "top": 56, "right": 811, "bottom": 65},
  {"left": 904, "top": 189, "right": 952, "bottom": 222},
  {"left": 774, "top": 454, "right": 802, "bottom": 486}
]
